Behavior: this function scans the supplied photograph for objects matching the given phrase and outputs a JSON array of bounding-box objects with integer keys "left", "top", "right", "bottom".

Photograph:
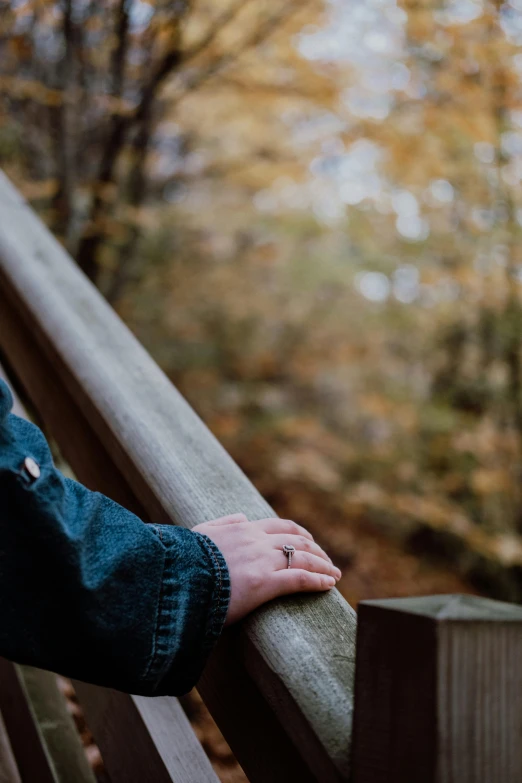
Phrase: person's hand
[{"left": 192, "top": 513, "right": 341, "bottom": 626}]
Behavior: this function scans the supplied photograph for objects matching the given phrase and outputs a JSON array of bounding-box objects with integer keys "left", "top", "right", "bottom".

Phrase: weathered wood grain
[
  {"left": 0, "top": 660, "right": 95, "bottom": 783},
  {"left": 351, "top": 594, "right": 522, "bottom": 783},
  {"left": 73, "top": 684, "right": 221, "bottom": 783},
  {"left": 0, "top": 170, "right": 357, "bottom": 781},
  {"left": 0, "top": 711, "right": 21, "bottom": 783}
]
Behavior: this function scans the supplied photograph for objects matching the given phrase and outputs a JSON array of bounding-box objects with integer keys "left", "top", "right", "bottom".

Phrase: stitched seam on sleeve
[
  {"left": 142, "top": 524, "right": 165, "bottom": 681},
  {"left": 141, "top": 527, "right": 229, "bottom": 692},
  {"left": 195, "top": 533, "right": 224, "bottom": 633}
]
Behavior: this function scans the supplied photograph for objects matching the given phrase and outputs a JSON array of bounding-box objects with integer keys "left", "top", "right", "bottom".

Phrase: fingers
[
  {"left": 269, "top": 568, "right": 336, "bottom": 598},
  {"left": 275, "top": 550, "right": 341, "bottom": 580},
  {"left": 205, "top": 513, "right": 248, "bottom": 526},
  {"left": 269, "top": 534, "right": 332, "bottom": 564},
  {"left": 252, "top": 518, "right": 314, "bottom": 541},
  {"left": 202, "top": 516, "right": 316, "bottom": 546}
]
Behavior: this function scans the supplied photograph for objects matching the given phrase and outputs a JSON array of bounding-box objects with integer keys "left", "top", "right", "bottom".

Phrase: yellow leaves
[
  {"left": 94, "top": 95, "right": 134, "bottom": 118},
  {"left": 357, "top": 393, "right": 394, "bottom": 418},
  {"left": 91, "top": 181, "right": 118, "bottom": 203},
  {"left": 452, "top": 267, "right": 480, "bottom": 287},
  {"left": 276, "top": 447, "right": 340, "bottom": 491},
  {"left": 345, "top": 483, "right": 522, "bottom": 566},
  {"left": 471, "top": 468, "right": 512, "bottom": 495},
  {"left": 356, "top": 394, "right": 417, "bottom": 431},
  {"left": 276, "top": 416, "right": 323, "bottom": 440},
  {"left": 452, "top": 418, "right": 517, "bottom": 458},
  {"left": 466, "top": 529, "right": 522, "bottom": 566},
  {"left": 8, "top": 0, "right": 522, "bottom": 600},
  {"left": 490, "top": 534, "right": 522, "bottom": 565},
  {"left": 398, "top": 495, "right": 472, "bottom": 535},
  {"left": 84, "top": 15, "right": 104, "bottom": 33},
  {"left": 121, "top": 205, "right": 159, "bottom": 231},
  {"left": 19, "top": 178, "right": 58, "bottom": 201},
  {"left": 0, "top": 75, "right": 62, "bottom": 107},
  {"left": 396, "top": 461, "right": 417, "bottom": 482},
  {"left": 8, "top": 35, "right": 32, "bottom": 61},
  {"left": 211, "top": 412, "right": 243, "bottom": 440}
]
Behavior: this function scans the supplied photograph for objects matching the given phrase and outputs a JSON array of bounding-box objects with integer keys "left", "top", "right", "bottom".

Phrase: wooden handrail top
[{"left": 0, "top": 171, "right": 357, "bottom": 782}]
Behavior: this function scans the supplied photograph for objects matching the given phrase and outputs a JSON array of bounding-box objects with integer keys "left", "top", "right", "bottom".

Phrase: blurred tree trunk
[
  {"left": 50, "top": 0, "right": 75, "bottom": 250},
  {"left": 106, "top": 110, "right": 153, "bottom": 305},
  {"left": 75, "top": 0, "right": 304, "bottom": 285},
  {"left": 76, "top": 50, "right": 182, "bottom": 283},
  {"left": 75, "top": 0, "right": 131, "bottom": 282}
]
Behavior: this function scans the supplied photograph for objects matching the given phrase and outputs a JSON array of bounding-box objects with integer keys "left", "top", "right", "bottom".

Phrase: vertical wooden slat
[
  {"left": 72, "top": 684, "right": 221, "bottom": 783},
  {"left": 0, "top": 710, "right": 21, "bottom": 783},
  {"left": 0, "top": 660, "right": 95, "bottom": 783},
  {"left": 351, "top": 594, "right": 522, "bottom": 783}
]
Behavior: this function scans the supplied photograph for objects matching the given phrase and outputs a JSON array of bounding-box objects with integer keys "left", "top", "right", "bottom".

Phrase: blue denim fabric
[{"left": 0, "top": 378, "right": 230, "bottom": 696}]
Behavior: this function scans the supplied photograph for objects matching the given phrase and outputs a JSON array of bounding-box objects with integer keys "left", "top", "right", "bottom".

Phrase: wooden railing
[{"left": 0, "top": 170, "right": 521, "bottom": 783}]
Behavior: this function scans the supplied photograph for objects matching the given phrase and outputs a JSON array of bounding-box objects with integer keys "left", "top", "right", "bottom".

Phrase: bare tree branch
[
  {"left": 76, "top": 0, "right": 309, "bottom": 283},
  {"left": 76, "top": 13, "right": 184, "bottom": 279},
  {"left": 209, "top": 74, "right": 324, "bottom": 100},
  {"left": 181, "top": 0, "right": 247, "bottom": 65},
  {"left": 171, "top": 0, "right": 312, "bottom": 107},
  {"left": 111, "top": 0, "right": 131, "bottom": 98}
]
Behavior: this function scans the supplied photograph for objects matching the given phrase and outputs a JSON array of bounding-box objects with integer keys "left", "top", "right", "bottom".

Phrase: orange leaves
[
  {"left": 276, "top": 447, "right": 340, "bottom": 491},
  {"left": 0, "top": 75, "right": 62, "bottom": 107},
  {"left": 7, "top": 0, "right": 522, "bottom": 606},
  {"left": 18, "top": 178, "right": 59, "bottom": 201},
  {"left": 8, "top": 34, "right": 32, "bottom": 61},
  {"left": 357, "top": 392, "right": 394, "bottom": 418},
  {"left": 471, "top": 468, "right": 512, "bottom": 495}
]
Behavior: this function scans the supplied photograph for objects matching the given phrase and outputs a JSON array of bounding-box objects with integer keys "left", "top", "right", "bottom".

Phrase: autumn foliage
[{"left": 3, "top": 0, "right": 522, "bottom": 608}]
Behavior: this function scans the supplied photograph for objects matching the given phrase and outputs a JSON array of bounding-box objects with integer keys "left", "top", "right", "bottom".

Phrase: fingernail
[
  {"left": 327, "top": 576, "right": 336, "bottom": 586},
  {"left": 335, "top": 569, "right": 342, "bottom": 579}
]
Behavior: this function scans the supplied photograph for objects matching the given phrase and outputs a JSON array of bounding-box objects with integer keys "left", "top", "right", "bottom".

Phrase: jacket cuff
[{"left": 142, "top": 525, "right": 230, "bottom": 696}]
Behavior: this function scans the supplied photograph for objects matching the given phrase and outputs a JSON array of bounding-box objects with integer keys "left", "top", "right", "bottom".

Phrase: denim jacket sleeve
[{"left": 0, "top": 378, "right": 230, "bottom": 696}]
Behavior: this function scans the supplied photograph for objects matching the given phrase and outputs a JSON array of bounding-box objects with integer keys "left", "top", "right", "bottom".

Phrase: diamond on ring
[{"left": 282, "top": 544, "right": 296, "bottom": 568}]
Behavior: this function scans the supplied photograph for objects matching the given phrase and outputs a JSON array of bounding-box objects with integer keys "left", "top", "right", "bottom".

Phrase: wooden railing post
[{"left": 351, "top": 594, "right": 522, "bottom": 783}]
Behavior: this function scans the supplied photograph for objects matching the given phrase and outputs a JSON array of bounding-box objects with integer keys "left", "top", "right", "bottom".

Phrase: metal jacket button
[{"left": 23, "top": 457, "right": 41, "bottom": 480}]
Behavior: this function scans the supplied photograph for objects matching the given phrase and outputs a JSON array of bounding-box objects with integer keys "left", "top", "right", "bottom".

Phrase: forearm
[{"left": 0, "top": 380, "right": 230, "bottom": 695}]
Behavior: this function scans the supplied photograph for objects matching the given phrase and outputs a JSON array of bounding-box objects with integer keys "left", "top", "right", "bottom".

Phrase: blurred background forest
[
  {"left": 4, "top": 0, "right": 522, "bottom": 607},
  {"left": 5, "top": 0, "right": 522, "bottom": 778}
]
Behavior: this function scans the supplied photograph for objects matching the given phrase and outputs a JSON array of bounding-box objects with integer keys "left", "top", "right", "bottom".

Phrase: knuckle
[
  {"left": 283, "top": 519, "right": 300, "bottom": 534},
  {"left": 297, "top": 570, "right": 310, "bottom": 590}
]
